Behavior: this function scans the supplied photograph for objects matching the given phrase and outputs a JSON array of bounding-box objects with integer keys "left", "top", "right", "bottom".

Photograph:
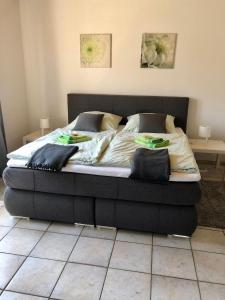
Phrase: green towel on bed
[
  {"left": 57, "top": 134, "right": 91, "bottom": 144},
  {"left": 135, "top": 135, "right": 169, "bottom": 148}
]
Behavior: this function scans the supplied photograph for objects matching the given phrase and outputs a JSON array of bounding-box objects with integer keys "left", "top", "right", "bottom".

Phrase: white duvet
[
  {"left": 7, "top": 126, "right": 199, "bottom": 176},
  {"left": 99, "top": 128, "right": 199, "bottom": 173},
  {"left": 7, "top": 128, "right": 115, "bottom": 165}
]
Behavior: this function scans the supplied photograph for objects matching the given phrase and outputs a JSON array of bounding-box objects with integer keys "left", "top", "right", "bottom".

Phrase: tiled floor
[{"left": 0, "top": 180, "right": 225, "bottom": 299}]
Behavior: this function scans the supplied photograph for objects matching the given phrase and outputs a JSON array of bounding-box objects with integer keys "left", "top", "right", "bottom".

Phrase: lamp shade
[
  {"left": 198, "top": 125, "right": 211, "bottom": 139},
  {"left": 40, "top": 118, "right": 50, "bottom": 129}
]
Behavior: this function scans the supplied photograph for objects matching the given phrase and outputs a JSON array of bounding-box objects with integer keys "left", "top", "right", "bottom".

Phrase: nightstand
[
  {"left": 23, "top": 129, "right": 52, "bottom": 145},
  {"left": 189, "top": 138, "right": 225, "bottom": 181}
]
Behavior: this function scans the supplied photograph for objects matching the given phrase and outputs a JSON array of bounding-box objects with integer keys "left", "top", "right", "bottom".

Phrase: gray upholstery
[
  {"left": 68, "top": 94, "right": 189, "bottom": 132},
  {"left": 3, "top": 167, "right": 201, "bottom": 206},
  {"left": 4, "top": 188, "right": 197, "bottom": 236}
]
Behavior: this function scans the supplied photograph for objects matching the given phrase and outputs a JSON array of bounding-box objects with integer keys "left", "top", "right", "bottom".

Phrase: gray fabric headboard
[{"left": 68, "top": 93, "right": 189, "bottom": 132}]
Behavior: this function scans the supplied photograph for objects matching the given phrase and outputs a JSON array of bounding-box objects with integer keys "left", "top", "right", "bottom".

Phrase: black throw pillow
[
  {"left": 139, "top": 113, "right": 166, "bottom": 133},
  {"left": 74, "top": 113, "right": 104, "bottom": 132}
]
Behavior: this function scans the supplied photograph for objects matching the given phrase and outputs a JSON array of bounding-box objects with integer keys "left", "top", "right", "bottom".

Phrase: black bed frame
[{"left": 3, "top": 94, "right": 201, "bottom": 236}]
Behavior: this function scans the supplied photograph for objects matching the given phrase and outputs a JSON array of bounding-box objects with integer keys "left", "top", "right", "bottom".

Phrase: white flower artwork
[
  {"left": 80, "top": 34, "right": 112, "bottom": 68},
  {"left": 140, "top": 33, "right": 177, "bottom": 69}
]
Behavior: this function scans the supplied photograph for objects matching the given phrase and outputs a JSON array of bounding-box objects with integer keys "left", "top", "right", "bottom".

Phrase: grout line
[
  {"left": 191, "top": 248, "right": 225, "bottom": 256},
  {"left": 152, "top": 244, "right": 225, "bottom": 257},
  {"left": 153, "top": 272, "right": 224, "bottom": 287},
  {"left": 80, "top": 234, "right": 116, "bottom": 241},
  {"left": 190, "top": 237, "right": 202, "bottom": 300},
  {"left": 0, "top": 226, "right": 15, "bottom": 242},
  {"left": 2, "top": 230, "right": 46, "bottom": 294},
  {"left": 99, "top": 230, "right": 118, "bottom": 300},
  {"left": 3, "top": 289, "right": 49, "bottom": 299},
  {"left": 62, "top": 261, "right": 108, "bottom": 269},
  {"left": 1, "top": 210, "right": 225, "bottom": 297},
  {"left": 2, "top": 219, "right": 54, "bottom": 295},
  {"left": 150, "top": 233, "right": 153, "bottom": 300},
  {"left": 109, "top": 266, "right": 151, "bottom": 275},
  {"left": 48, "top": 225, "right": 85, "bottom": 298},
  {"left": 151, "top": 273, "right": 198, "bottom": 282}
]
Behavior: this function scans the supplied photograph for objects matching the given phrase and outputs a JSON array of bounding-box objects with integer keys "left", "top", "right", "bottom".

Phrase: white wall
[
  {"left": 0, "top": 0, "right": 29, "bottom": 150},
  {"left": 20, "top": 0, "right": 225, "bottom": 139}
]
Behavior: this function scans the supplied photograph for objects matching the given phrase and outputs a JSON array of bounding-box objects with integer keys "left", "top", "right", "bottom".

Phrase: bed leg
[{"left": 169, "top": 234, "right": 191, "bottom": 239}]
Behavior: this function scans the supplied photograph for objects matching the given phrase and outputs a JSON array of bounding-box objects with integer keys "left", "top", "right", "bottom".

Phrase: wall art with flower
[
  {"left": 140, "top": 33, "right": 177, "bottom": 69},
  {"left": 80, "top": 34, "right": 112, "bottom": 68}
]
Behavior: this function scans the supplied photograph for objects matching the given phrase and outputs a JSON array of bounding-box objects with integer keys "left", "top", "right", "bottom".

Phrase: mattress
[{"left": 7, "top": 159, "right": 201, "bottom": 182}]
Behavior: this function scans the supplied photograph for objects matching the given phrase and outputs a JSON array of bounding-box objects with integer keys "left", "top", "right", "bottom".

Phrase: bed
[{"left": 3, "top": 93, "right": 201, "bottom": 236}]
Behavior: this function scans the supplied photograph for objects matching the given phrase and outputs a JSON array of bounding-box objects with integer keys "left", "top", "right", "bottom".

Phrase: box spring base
[{"left": 4, "top": 187, "right": 197, "bottom": 236}]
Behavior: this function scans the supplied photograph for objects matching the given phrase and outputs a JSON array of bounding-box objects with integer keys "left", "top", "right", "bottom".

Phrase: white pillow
[
  {"left": 67, "top": 111, "right": 122, "bottom": 131},
  {"left": 122, "top": 113, "right": 176, "bottom": 133}
]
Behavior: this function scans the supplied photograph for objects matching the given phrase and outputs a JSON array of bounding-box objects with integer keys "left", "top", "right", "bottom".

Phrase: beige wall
[
  {"left": 0, "top": 0, "right": 28, "bottom": 150},
  {"left": 19, "top": 0, "right": 225, "bottom": 139}
]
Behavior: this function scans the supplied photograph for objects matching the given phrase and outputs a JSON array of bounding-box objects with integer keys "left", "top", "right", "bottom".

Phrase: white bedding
[
  {"left": 7, "top": 128, "right": 115, "bottom": 165},
  {"left": 7, "top": 159, "right": 201, "bottom": 182},
  {"left": 99, "top": 128, "right": 199, "bottom": 174},
  {"left": 7, "top": 126, "right": 201, "bottom": 182}
]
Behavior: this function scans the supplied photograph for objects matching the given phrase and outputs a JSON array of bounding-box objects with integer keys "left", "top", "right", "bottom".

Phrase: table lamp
[
  {"left": 198, "top": 125, "right": 211, "bottom": 143},
  {"left": 40, "top": 118, "right": 50, "bottom": 136}
]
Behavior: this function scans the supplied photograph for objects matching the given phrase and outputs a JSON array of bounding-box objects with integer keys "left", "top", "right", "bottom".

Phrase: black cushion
[
  {"left": 139, "top": 113, "right": 166, "bottom": 133},
  {"left": 74, "top": 113, "right": 103, "bottom": 132}
]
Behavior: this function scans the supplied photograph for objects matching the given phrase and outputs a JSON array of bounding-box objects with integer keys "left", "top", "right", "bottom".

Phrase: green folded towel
[
  {"left": 135, "top": 135, "right": 169, "bottom": 148},
  {"left": 136, "top": 136, "right": 164, "bottom": 144},
  {"left": 57, "top": 134, "right": 91, "bottom": 144}
]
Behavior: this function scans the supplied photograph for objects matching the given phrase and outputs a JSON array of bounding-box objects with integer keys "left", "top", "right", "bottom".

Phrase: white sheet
[{"left": 7, "top": 159, "right": 201, "bottom": 182}]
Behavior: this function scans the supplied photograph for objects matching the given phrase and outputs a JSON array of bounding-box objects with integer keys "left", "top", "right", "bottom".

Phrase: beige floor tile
[
  {"left": 81, "top": 226, "right": 116, "bottom": 240},
  {"left": 199, "top": 282, "right": 225, "bottom": 300},
  {"left": 0, "top": 207, "right": 18, "bottom": 227},
  {"left": 153, "top": 234, "right": 191, "bottom": 249},
  {"left": 0, "top": 253, "right": 25, "bottom": 289},
  {"left": 101, "top": 268, "right": 150, "bottom": 300},
  {"left": 6, "top": 257, "right": 64, "bottom": 297},
  {"left": 31, "top": 232, "right": 78, "bottom": 261},
  {"left": 110, "top": 241, "right": 151, "bottom": 273},
  {"left": 51, "top": 263, "right": 106, "bottom": 300},
  {"left": 191, "top": 228, "right": 225, "bottom": 254},
  {"left": 152, "top": 246, "right": 196, "bottom": 280},
  {"left": 151, "top": 275, "right": 200, "bottom": 300},
  {"left": 116, "top": 229, "right": 152, "bottom": 244},
  {"left": 15, "top": 219, "right": 50, "bottom": 231},
  {"left": 47, "top": 222, "right": 83, "bottom": 235},
  {"left": 194, "top": 251, "right": 225, "bottom": 284},
  {"left": 0, "top": 226, "right": 11, "bottom": 240},
  {"left": 0, "top": 291, "right": 46, "bottom": 299},
  {"left": 0, "top": 228, "right": 43, "bottom": 255},
  {"left": 69, "top": 237, "right": 113, "bottom": 267}
]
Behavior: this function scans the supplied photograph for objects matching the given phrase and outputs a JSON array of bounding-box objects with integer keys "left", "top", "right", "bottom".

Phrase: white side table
[
  {"left": 23, "top": 129, "right": 52, "bottom": 145},
  {"left": 189, "top": 139, "right": 225, "bottom": 181}
]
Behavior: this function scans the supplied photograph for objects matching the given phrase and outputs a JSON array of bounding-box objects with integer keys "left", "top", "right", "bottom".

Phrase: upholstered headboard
[{"left": 68, "top": 93, "right": 189, "bottom": 132}]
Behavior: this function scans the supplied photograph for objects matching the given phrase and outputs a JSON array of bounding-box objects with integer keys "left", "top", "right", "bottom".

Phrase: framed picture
[
  {"left": 140, "top": 33, "right": 177, "bottom": 69},
  {"left": 80, "top": 33, "right": 112, "bottom": 68}
]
